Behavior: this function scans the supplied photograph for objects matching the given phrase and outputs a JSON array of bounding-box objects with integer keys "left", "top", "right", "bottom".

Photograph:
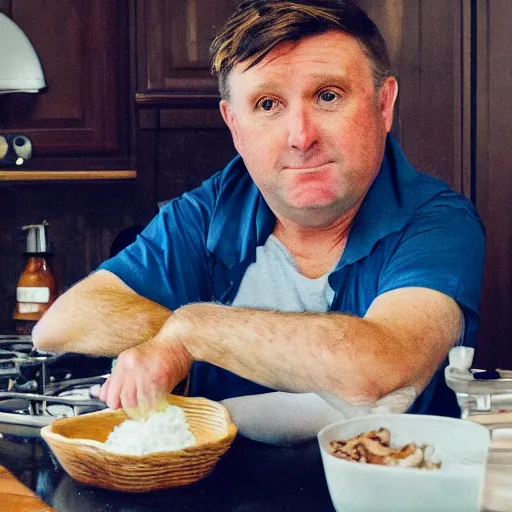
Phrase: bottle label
[
  {"left": 16, "top": 287, "right": 50, "bottom": 303},
  {"left": 18, "top": 303, "right": 41, "bottom": 314}
]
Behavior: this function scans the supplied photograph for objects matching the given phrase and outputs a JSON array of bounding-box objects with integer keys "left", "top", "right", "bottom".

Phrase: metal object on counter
[
  {"left": 0, "top": 389, "right": 106, "bottom": 437},
  {"left": 0, "top": 335, "right": 109, "bottom": 437}
]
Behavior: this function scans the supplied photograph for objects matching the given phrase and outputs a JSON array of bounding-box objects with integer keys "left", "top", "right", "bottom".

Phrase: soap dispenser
[{"left": 13, "top": 221, "right": 59, "bottom": 335}]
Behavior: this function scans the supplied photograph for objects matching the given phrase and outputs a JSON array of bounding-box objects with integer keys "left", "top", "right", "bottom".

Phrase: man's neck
[{"left": 272, "top": 202, "right": 362, "bottom": 278}]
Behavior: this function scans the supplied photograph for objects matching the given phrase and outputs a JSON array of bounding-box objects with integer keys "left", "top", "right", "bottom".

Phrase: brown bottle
[{"left": 13, "top": 221, "right": 59, "bottom": 335}]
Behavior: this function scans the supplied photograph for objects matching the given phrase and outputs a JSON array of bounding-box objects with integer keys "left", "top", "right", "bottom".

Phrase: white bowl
[{"left": 318, "top": 414, "right": 490, "bottom": 512}]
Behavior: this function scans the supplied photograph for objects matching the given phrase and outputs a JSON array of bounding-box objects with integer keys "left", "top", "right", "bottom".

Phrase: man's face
[{"left": 220, "top": 31, "right": 398, "bottom": 228}]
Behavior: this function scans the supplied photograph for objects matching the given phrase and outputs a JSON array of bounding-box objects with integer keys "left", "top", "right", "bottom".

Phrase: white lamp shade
[{"left": 0, "top": 12, "right": 46, "bottom": 94}]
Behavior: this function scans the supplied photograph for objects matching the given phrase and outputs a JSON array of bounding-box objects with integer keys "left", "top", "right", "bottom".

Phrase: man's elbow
[
  {"left": 326, "top": 374, "right": 385, "bottom": 407},
  {"left": 342, "top": 382, "right": 388, "bottom": 406},
  {"left": 32, "top": 310, "right": 63, "bottom": 353},
  {"left": 330, "top": 376, "right": 417, "bottom": 414},
  {"left": 330, "top": 362, "right": 416, "bottom": 406}
]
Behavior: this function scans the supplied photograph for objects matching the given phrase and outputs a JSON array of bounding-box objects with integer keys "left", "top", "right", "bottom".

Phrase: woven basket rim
[{"left": 41, "top": 395, "right": 238, "bottom": 459}]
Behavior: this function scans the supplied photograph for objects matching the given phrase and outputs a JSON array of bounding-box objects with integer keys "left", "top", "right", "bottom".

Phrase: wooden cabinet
[
  {"left": 0, "top": 1, "right": 135, "bottom": 332},
  {"left": 136, "top": 0, "right": 238, "bottom": 107},
  {"left": 0, "top": 0, "right": 131, "bottom": 164}
]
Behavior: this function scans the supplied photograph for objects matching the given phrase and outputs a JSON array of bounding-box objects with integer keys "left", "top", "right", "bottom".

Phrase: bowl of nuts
[{"left": 317, "top": 414, "right": 489, "bottom": 512}]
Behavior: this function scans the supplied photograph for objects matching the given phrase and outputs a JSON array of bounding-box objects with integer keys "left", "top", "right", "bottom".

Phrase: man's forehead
[
  {"left": 227, "top": 31, "right": 373, "bottom": 90},
  {"left": 237, "top": 31, "right": 368, "bottom": 70}
]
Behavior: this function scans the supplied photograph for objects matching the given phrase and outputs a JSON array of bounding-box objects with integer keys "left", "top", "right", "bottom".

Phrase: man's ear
[
  {"left": 220, "top": 100, "right": 241, "bottom": 150},
  {"left": 379, "top": 77, "right": 399, "bottom": 133}
]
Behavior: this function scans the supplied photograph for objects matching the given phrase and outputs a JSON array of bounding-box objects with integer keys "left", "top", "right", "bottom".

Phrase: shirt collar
[
  {"left": 209, "top": 135, "right": 420, "bottom": 271},
  {"left": 207, "top": 156, "right": 274, "bottom": 269},
  {"left": 337, "top": 135, "right": 420, "bottom": 269}
]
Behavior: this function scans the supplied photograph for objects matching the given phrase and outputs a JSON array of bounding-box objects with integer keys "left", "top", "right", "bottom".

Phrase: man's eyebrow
[
  {"left": 245, "top": 74, "right": 351, "bottom": 96},
  {"left": 245, "top": 81, "right": 283, "bottom": 97},
  {"left": 309, "top": 73, "right": 352, "bottom": 88}
]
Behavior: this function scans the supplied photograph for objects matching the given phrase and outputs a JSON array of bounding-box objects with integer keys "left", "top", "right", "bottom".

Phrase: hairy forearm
[
  {"left": 32, "top": 270, "right": 171, "bottom": 356},
  {"left": 171, "top": 303, "right": 412, "bottom": 404}
]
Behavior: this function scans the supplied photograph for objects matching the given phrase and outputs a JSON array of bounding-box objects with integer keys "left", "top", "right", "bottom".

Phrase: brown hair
[{"left": 210, "top": 0, "right": 391, "bottom": 99}]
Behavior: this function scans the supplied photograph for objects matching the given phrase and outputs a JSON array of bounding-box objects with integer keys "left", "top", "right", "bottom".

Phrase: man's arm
[
  {"left": 171, "top": 286, "right": 462, "bottom": 404},
  {"left": 103, "top": 286, "right": 462, "bottom": 412},
  {"left": 32, "top": 270, "right": 171, "bottom": 356}
]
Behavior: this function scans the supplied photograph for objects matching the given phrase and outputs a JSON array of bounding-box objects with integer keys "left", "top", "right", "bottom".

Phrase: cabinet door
[
  {"left": 136, "top": 0, "right": 238, "bottom": 106},
  {"left": 0, "top": 0, "right": 121, "bottom": 156}
]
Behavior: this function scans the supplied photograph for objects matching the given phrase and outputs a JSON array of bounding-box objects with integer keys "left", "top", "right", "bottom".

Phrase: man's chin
[
  {"left": 283, "top": 202, "right": 354, "bottom": 228},
  {"left": 263, "top": 189, "right": 360, "bottom": 228}
]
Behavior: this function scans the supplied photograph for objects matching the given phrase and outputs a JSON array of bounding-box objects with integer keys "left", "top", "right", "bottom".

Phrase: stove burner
[{"left": 0, "top": 335, "right": 110, "bottom": 437}]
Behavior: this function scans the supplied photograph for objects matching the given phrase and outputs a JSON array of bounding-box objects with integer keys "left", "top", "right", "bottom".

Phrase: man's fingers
[
  {"left": 120, "top": 378, "right": 138, "bottom": 411},
  {"left": 105, "top": 373, "right": 123, "bottom": 410},
  {"left": 99, "top": 341, "right": 186, "bottom": 418},
  {"left": 130, "top": 374, "right": 162, "bottom": 419},
  {"left": 140, "top": 384, "right": 169, "bottom": 414},
  {"left": 99, "top": 377, "right": 110, "bottom": 402}
]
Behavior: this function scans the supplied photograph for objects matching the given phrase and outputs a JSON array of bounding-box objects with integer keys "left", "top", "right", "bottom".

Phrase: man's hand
[{"left": 99, "top": 335, "right": 192, "bottom": 419}]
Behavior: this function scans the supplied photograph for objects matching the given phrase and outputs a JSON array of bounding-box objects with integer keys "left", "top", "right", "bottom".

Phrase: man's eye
[
  {"left": 258, "top": 98, "right": 278, "bottom": 111},
  {"left": 319, "top": 91, "right": 338, "bottom": 103}
]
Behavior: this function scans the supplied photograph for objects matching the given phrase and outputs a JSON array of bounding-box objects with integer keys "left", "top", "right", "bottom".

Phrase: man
[{"left": 33, "top": 0, "right": 485, "bottom": 443}]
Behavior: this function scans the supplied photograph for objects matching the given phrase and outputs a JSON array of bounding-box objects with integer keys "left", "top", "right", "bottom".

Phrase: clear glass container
[{"left": 445, "top": 347, "right": 512, "bottom": 420}]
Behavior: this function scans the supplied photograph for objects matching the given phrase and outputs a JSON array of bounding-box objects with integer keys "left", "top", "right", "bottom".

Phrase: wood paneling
[
  {"left": 134, "top": 0, "right": 238, "bottom": 214},
  {"left": 358, "top": 0, "right": 470, "bottom": 194},
  {"left": 475, "top": 0, "right": 512, "bottom": 369},
  {"left": 0, "top": 0, "right": 125, "bottom": 156},
  {"left": 135, "top": 129, "right": 158, "bottom": 224},
  {"left": 156, "top": 129, "right": 236, "bottom": 204}
]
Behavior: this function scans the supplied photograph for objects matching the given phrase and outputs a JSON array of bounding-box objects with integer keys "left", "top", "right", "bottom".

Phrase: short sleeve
[
  {"left": 378, "top": 197, "right": 485, "bottom": 347},
  {"left": 98, "top": 174, "right": 220, "bottom": 310}
]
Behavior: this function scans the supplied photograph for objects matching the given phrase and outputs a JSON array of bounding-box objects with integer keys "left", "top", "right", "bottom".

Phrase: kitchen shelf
[
  {"left": 135, "top": 92, "right": 220, "bottom": 109},
  {"left": 0, "top": 170, "right": 136, "bottom": 182}
]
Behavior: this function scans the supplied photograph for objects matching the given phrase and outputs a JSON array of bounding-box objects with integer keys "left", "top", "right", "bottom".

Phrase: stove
[{"left": 0, "top": 335, "right": 109, "bottom": 437}]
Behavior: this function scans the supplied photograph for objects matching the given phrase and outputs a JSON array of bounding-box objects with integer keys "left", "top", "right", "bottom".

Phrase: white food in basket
[{"left": 104, "top": 405, "right": 196, "bottom": 455}]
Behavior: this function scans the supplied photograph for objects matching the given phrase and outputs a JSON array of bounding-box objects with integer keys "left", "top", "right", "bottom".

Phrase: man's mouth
[{"left": 283, "top": 161, "right": 333, "bottom": 172}]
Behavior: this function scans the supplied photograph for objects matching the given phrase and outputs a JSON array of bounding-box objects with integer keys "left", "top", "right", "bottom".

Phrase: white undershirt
[{"left": 231, "top": 234, "right": 335, "bottom": 313}]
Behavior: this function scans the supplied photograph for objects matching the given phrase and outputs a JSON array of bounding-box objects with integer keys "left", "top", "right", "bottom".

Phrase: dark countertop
[{"left": 0, "top": 434, "right": 335, "bottom": 512}]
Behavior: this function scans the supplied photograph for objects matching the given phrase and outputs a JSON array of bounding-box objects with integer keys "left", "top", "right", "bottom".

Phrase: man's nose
[{"left": 287, "top": 106, "right": 318, "bottom": 151}]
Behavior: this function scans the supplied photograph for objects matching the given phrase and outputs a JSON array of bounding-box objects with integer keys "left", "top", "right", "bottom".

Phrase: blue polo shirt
[{"left": 99, "top": 136, "right": 485, "bottom": 417}]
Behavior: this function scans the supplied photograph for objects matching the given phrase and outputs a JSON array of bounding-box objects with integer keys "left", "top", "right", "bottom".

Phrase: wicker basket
[{"left": 40, "top": 394, "right": 238, "bottom": 492}]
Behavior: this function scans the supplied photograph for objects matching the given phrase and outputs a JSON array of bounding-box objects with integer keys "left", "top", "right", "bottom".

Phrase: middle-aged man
[{"left": 33, "top": 0, "right": 485, "bottom": 444}]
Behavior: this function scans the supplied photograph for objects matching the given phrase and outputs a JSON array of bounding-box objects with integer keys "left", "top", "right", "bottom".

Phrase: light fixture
[{"left": 0, "top": 13, "right": 46, "bottom": 94}]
